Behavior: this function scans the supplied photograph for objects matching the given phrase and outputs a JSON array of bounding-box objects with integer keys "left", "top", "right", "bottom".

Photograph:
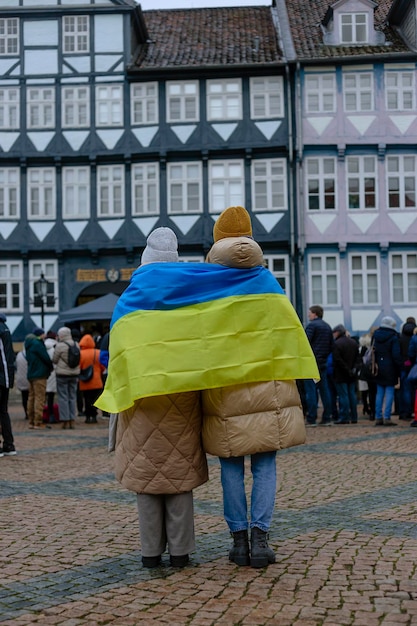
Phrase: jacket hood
[
  {"left": 374, "top": 327, "right": 397, "bottom": 344},
  {"left": 79, "top": 334, "right": 96, "bottom": 349},
  {"left": 57, "top": 326, "right": 73, "bottom": 342},
  {"left": 25, "top": 333, "right": 40, "bottom": 345}
]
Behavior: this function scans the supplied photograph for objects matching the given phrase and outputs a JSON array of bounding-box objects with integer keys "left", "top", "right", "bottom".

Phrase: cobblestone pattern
[{"left": 1, "top": 402, "right": 417, "bottom": 625}]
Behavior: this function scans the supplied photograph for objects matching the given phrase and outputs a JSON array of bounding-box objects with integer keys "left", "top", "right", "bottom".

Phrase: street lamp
[{"left": 34, "top": 273, "right": 50, "bottom": 329}]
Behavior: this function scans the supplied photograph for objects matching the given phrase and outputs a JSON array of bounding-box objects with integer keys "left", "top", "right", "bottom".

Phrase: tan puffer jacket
[
  {"left": 115, "top": 391, "right": 209, "bottom": 495},
  {"left": 202, "top": 236, "right": 306, "bottom": 457}
]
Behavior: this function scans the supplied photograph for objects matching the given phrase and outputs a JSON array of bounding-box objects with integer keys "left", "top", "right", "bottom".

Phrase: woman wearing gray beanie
[{"left": 373, "top": 317, "right": 402, "bottom": 426}]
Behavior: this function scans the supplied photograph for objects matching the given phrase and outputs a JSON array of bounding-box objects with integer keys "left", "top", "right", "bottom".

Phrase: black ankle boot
[
  {"left": 250, "top": 527, "right": 276, "bottom": 568},
  {"left": 229, "top": 530, "right": 250, "bottom": 566}
]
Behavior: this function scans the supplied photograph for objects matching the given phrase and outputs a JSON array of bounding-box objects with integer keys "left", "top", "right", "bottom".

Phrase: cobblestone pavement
[{"left": 1, "top": 397, "right": 417, "bottom": 626}]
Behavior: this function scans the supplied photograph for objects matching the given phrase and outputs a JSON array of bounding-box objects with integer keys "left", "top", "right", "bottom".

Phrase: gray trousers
[{"left": 136, "top": 492, "right": 195, "bottom": 557}]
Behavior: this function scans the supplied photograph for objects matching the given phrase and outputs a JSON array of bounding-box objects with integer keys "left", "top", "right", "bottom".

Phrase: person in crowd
[
  {"left": 112, "top": 228, "right": 208, "bottom": 568},
  {"left": 358, "top": 332, "right": 372, "bottom": 419},
  {"left": 53, "top": 326, "right": 81, "bottom": 430},
  {"left": 407, "top": 327, "right": 417, "bottom": 428},
  {"left": 25, "top": 327, "right": 53, "bottom": 430},
  {"left": 71, "top": 328, "right": 85, "bottom": 417},
  {"left": 398, "top": 317, "right": 416, "bottom": 421},
  {"left": 373, "top": 316, "right": 402, "bottom": 426},
  {"left": 15, "top": 347, "right": 29, "bottom": 420},
  {"left": 331, "top": 324, "right": 360, "bottom": 424},
  {"left": 202, "top": 206, "right": 308, "bottom": 568},
  {"left": 0, "top": 313, "right": 17, "bottom": 456},
  {"left": 326, "top": 352, "right": 339, "bottom": 422},
  {"left": 98, "top": 330, "right": 110, "bottom": 417},
  {"left": 44, "top": 330, "right": 57, "bottom": 424},
  {"left": 79, "top": 334, "right": 105, "bottom": 423},
  {"left": 304, "top": 305, "right": 334, "bottom": 426}
]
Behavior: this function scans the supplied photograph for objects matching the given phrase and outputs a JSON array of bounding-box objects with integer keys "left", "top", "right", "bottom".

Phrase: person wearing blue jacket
[
  {"left": 0, "top": 313, "right": 17, "bottom": 455},
  {"left": 373, "top": 317, "right": 402, "bottom": 426}
]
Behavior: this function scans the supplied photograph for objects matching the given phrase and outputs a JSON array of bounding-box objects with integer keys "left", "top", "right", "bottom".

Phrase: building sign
[{"left": 76, "top": 268, "right": 135, "bottom": 282}]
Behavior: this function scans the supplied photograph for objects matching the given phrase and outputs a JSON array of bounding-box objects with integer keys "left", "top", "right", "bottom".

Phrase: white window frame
[
  {"left": 131, "top": 82, "right": 158, "bottom": 125},
  {"left": 0, "top": 87, "right": 19, "bottom": 129},
  {"left": 250, "top": 76, "right": 284, "bottom": 119},
  {"left": 96, "top": 84, "right": 123, "bottom": 127},
  {"left": 387, "top": 155, "right": 416, "bottom": 210},
  {"left": 308, "top": 254, "right": 340, "bottom": 307},
  {"left": 0, "top": 168, "right": 19, "bottom": 219},
  {"left": 0, "top": 261, "right": 23, "bottom": 312},
  {"left": 343, "top": 71, "right": 374, "bottom": 112},
  {"left": 62, "top": 86, "right": 90, "bottom": 128},
  {"left": 305, "top": 73, "right": 336, "bottom": 113},
  {"left": 390, "top": 252, "right": 417, "bottom": 305},
  {"left": 27, "top": 87, "right": 55, "bottom": 129},
  {"left": 385, "top": 70, "right": 415, "bottom": 111},
  {"left": 97, "top": 165, "right": 125, "bottom": 217},
  {"left": 27, "top": 168, "right": 56, "bottom": 220},
  {"left": 346, "top": 155, "right": 377, "bottom": 210},
  {"left": 167, "top": 162, "right": 202, "bottom": 214},
  {"left": 0, "top": 18, "right": 19, "bottom": 56},
  {"left": 29, "top": 260, "right": 58, "bottom": 314},
  {"left": 63, "top": 15, "right": 89, "bottom": 54},
  {"left": 264, "top": 255, "right": 291, "bottom": 299},
  {"left": 62, "top": 166, "right": 90, "bottom": 219},
  {"left": 209, "top": 160, "right": 245, "bottom": 213},
  {"left": 305, "top": 157, "right": 337, "bottom": 211},
  {"left": 349, "top": 253, "right": 380, "bottom": 306},
  {"left": 340, "top": 13, "right": 368, "bottom": 44},
  {"left": 207, "top": 79, "right": 242, "bottom": 121},
  {"left": 251, "top": 159, "right": 287, "bottom": 212},
  {"left": 131, "top": 163, "right": 159, "bottom": 216},
  {"left": 166, "top": 81, "right": 199, "bottom": 123}
]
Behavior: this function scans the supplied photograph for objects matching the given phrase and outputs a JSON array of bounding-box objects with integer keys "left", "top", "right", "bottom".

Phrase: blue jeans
[
  {"left": 335, "top": 381, "right": 358, "bottom": 422},
  {"left": 219, "top": 451, "right": 277, "bottom": 533},
  {"left": 375, "top": 385, "right": 395, "bottom": 421},
  {"left": 56, "top": 376, "right": 78, "bottom": 422},
  {"left": 304, "top": 370, "right": 332, "bottom": 424}
]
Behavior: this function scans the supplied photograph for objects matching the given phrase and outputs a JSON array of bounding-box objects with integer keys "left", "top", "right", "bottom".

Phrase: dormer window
[{"left": 340, "top": 13, "right": 367, "bottom": 44}]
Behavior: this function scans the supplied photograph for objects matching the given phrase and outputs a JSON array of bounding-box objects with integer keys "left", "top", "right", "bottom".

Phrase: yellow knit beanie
[{"left": 213, "top": 206, "right": 252, "bottom": 242}]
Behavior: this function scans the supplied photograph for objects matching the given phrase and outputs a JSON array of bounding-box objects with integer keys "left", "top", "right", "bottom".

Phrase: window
[
  {"left": 96, "top": 85, "right": 123, "bottom": 127},
  {"left": 350, "top": 253, "right": 379, "bottom": 305},
  {"left": 167, "top": 162, "right": 202, "bottom": 214},
  {"left": 29, "top": 261, "right": 58, "bottom": 313},
  {"left": 252, "top": 159, "right": 287, "bottom": 212},
  {"left": 97, "top": 165, "right": 124, "bottom": 217},
  {"left": 343, "top": 72, "right": 373, "bottom": 112},
  {"left": 387, "top": 156, "right": 416, "bottom": 210},
  {"left": 390, "top": 252, "right": 417, "bottom": 304},
  {"left": 263, "top": 255, "right": 291, "bottom": 298},
  {"left": 305, "top": 73, "right": 336, "bottom": 113},
  {"left": 347, "top": 156, "right": 376, "bottom": 210},
  {"left": 207, "top": 79, "right": 242, "bottom": 121},
  {"left": 62, "top": 86, "right": 90, "bottom": 128},
  {"left": 62, "top": 167, "right": 90, "bottom": 219},
  {"left": 63, "top": 16, "right": 89, "bottom": 53},
  {"left": 0, "top": 18, "right": 19, "bottom": 55},
  {"left": 386, "top": 71, "right": 415, "bottom": 111},
  {"left": 309, "top": 254, "right": 339, "bottom": 306},
  {"left": 27, "top": 87, "right": 55, "bottom": 129},
  {"left": 0, "top": 168, "right": 19, "bottom": 219},
  {"left": 27, "top": 168, "right": 55, "bottom": 219},
  {"left": 209, "top": 160, "right": 244, "bottom": 212},
  {"left": 131, "top": 83, "right": 158, "bottom": 125},
  {"left": 340, "top": 13, "right": 367, "bottom": 44},
  {"left": 132, "top": 163, "right": 159, "bottom": 215},
  {"left": 0, "top": 262, "right": 22, "bottom": 312},
  {"left": 166, "top": 81, "right": 199, "bottom": 123},
  {"left": 250, "top": 76, "right": 283, "bottom": 118},
  {"left": 0, "top": 87, "right": 19, "bottom": 129},
  {"left": 306, "top": 157, "right": 336, "bottom": 211}
]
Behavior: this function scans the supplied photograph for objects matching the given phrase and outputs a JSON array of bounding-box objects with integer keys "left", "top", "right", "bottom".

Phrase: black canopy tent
[{"left": 58, "top": 293, "right": 119, "bottom": 324}]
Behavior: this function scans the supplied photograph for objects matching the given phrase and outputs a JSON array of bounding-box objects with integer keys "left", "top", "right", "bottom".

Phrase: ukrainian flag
[{"left": 95, "top": 263, "right": 319, "bottom": 413}]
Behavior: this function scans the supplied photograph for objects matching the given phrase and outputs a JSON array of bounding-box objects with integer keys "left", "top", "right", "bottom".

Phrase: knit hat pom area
[
  {"left": 213, "top": 206, "right": 253, "bottom": 242},
  {"left": 141, "top": 227, "right": 179, "bottom": 264}
]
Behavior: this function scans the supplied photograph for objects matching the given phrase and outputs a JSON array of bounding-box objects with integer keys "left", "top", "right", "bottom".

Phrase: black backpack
[{"left": 65, "top": 342, "right": 80, "bottom": 368}]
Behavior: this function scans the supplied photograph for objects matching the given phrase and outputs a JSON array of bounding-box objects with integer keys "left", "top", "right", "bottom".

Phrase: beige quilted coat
[
  {"left": 202, "top": 236, "right": 306, "bottom": 457},
  {"left": 114, "top": 392, "right": 208, "bottom": 494}
]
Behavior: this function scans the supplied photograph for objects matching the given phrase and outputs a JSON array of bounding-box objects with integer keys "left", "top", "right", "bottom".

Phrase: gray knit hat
[
  {"left": 141, "top": 227, "right": 178, "bottom": 265},
  {"left": 380, "top": 316, "right": 397, "bottom": 329}
]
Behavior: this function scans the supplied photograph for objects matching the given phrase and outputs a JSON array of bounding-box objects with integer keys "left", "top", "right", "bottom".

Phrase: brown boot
[{"left": 62, "top": 421, "right": 67, "bottom": 429}]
